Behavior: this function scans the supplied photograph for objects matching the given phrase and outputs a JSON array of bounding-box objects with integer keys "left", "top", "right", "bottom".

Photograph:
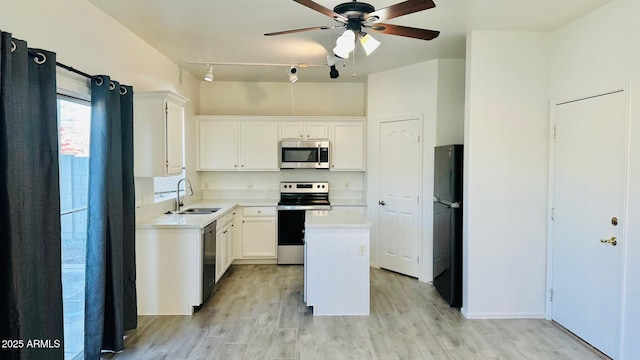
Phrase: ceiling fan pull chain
[{"left": 352, "top": 45, "right": 357, "bottom": 77}]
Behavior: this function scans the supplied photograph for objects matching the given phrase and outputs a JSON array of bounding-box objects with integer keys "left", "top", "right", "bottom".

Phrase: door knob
[
  {"left": 378, "top": 201, "right": 386, "bottom": 206},
  {"left": 600, "top": 236, "right": 617, "bottom": 246}
]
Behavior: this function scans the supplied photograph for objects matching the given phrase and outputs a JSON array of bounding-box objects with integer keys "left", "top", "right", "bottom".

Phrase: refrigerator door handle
[{"left": 434, "top": 197, "right": 457, "bottom": 207}]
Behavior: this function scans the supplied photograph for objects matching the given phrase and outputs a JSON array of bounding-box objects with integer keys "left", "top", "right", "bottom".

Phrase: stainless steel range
[{"left": 277, "top": 182, "right": 330, "bottom": 264}]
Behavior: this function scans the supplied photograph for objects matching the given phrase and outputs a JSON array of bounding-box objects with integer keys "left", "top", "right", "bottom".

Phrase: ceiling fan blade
[
  {"left": 293, "top": 0, "right": 347, "bottom": 21},
  {"left": 265, "top": 25, "right": 343, "bottom": 36},
  {"left": 369, "top": 23, "right": 440, "bottom": 40},
  {"left": 364, "top": 0, "right": 435, "bottom": 22}
]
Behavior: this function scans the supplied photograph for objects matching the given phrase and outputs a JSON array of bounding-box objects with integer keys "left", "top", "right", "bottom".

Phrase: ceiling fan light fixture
[
  {"left": 203, "top": 65, "right": 214, "bottom": 82},
  {"left": 333, "top": 29, "right": 356, "bottom": 58},
  {"left": 359, "top": 33, "right": 381, "bottom": 56},
  {"left": 332, "top": 45, "right": 350, "bottom": 59}
]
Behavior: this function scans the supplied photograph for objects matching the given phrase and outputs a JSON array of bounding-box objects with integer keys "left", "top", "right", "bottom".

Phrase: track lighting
[
  {"left": 288, "top": 66, "right": 298, "bottom": 83},
  {"left": 326, "top": 55, "right": 341, "bottom": 79},
  {"left": 203, "top": 65, "right": 214, "bottom": 82},
  {"left": 359, "top": 33, "right": 381, "bottom": 56}
]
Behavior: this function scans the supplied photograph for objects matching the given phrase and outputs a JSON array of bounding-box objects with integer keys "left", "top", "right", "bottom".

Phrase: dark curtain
[
  {"left": 84, "top": 75, "right": 137, "bottom": 360},
  {"left": 0, "top": 32, "right": 64, "bottom": 359}
]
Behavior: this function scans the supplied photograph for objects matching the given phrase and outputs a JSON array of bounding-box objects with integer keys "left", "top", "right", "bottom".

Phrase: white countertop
[
  {"left": 330, "top": 199, "right": 367, "bottom": 207},
  {"left": 305, "top": 209, "right": 371, "bottom": 229},
  {"left": 137, "top": 199, "right": 368, "bottom": 230},
  {"left": 136, "top": 199, "right": 278, "bottom": 229}
]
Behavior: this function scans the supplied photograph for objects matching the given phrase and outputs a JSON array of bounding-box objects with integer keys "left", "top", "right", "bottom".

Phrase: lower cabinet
[
  {"left": 216, "top": 210, "right": 236, "bottom": 282},
  {"left": 136, "top": 227, "right": 202, "bottom": 315},
  {"left": 241, "top": 206, "right": 277, "bottom": 259}
]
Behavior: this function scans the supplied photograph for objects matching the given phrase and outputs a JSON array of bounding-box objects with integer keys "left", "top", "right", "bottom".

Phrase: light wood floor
[{"left": 103, "top": 265, "right": 606, "bottom": 360}]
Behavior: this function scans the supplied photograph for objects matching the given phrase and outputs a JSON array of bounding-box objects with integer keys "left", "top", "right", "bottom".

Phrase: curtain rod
[
  {"left": 56, "top": 62, "right": 94, "bottom": 79},
  {"left": 25, "top": 49, "right": 94, "bottom": 79}
]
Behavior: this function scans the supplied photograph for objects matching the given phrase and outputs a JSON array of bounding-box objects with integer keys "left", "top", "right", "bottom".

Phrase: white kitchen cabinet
[
  {"left": 134, "top": 91, "right": 189, "bottom": 177},
  {"left": 241, "top": 206, "right": 277, "bottom": 259},
  {"left": 304, "top": 210, "right": 370, "bottom": 316},
  {"left": 281, "top": 122, "right": 328, "bottom": 139},
  {"left": 136, "top": 227, "right": 201, "bottom": 315},
  {"left": 239, "top": 122, "right": 279, "bottom": 170},
  {"left": 215, "top": 211, "right": 236, "bottom": 281},
  {"left": 198, "top": 121, "right": 239, "bottom": 170},
  {"left": 232, "top": 209, "right": 243, "bottom": 260},
  {"left": 197, "top": 119, "right": 278, "bottom": 171},
  {"left": 330, "top": 122, "right": 365, "bottom": 171}
]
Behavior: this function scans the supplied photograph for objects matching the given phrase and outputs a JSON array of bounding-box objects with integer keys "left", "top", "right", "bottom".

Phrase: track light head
[
  {"left": 203, "top": 65, "right": 214, "bottom": 82},
  {"left": 329, "top": 65, "right": 340, "bottom": 79},
  {"left": 326, "top": 55, "right": 341, "bottom": 79},
  {"left": 288, "top": 66, "right": 299, "bottom": 83}
]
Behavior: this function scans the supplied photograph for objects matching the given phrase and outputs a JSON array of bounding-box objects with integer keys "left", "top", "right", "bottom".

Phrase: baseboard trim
[{"left": 461, "top": 310, "right": 546, "bottom": 319}]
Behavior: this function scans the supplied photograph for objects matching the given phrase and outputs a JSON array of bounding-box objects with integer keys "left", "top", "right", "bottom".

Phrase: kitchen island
[{"left": 304, "top": 209, "right": 371, "bottom": 316}]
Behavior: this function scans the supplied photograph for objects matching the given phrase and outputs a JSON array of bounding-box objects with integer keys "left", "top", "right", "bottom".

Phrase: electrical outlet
[{"left": 358, "top": 243, "right": 366, "bottom": 256}]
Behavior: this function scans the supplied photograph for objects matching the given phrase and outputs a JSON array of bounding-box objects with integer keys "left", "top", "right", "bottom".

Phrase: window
[
  {"left": 58, "top": 96, "right": 91, "bottom": 360},
  {"left": 154, "top": 173, "right": 184, "bottom": 202}
]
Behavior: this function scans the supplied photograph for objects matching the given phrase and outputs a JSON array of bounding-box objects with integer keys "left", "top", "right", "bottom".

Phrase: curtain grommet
[
  {"left": 109, "top": 82, "right": 116, "bottom": 91},
  {"left": 95, "top": 77, "right": 104, "bottom": 86},
  {"left": 33, "top": 52, "right": 46, "bottom": 65},
  {"left": 10, "top": 41, "right": 16, "bottom": 52},
  {"left": 120, "top": 87, "right": 128, "bottom": 95}
]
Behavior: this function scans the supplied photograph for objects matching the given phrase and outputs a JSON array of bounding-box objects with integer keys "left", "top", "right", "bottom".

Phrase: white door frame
[
  {"left": 376, "top": 115, "right": 424, "bottom": 278},
  {"left": 545, "top": 84, "right": 631, "bottom": 358}
]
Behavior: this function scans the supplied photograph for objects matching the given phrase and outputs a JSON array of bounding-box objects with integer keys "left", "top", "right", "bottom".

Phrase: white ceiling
[{"left": 88, "top": 0, "right": 612, "bottom": 83}]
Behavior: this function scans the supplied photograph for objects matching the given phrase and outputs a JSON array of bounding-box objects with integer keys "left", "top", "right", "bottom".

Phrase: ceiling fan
[{"left": 264, "top": 0, "right": 440, "bottom": 42}]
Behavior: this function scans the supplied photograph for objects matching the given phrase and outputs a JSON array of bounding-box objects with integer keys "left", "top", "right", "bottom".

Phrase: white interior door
[
  {"left": 378, "top": 119, "right": 422, "bottom": 277},
  {"left": 552, "top": 91, "right": 626, "bottom": 358}
]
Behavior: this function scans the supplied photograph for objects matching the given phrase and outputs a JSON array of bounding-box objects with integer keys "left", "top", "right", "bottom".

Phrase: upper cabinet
[
  {"left": 196, "top": 115, "right": 364, "bottom": 172},
  {"left": 330, "top": 122, "right": 365, "bottom": 171},
  {"left": 281, "top": 122, "right": 328, "bottom": 139},
  {"left": 198, "top": 121, "right": 239, "bottom": 170},
  {"left": 197, "top": 116, "right": 279, "bottom": 171},
  {"left": 134, "top": 91, "right": 189, "bottom": 177},
  {"left": 240, "top": 122, "right": 279, "bottom": 170}
]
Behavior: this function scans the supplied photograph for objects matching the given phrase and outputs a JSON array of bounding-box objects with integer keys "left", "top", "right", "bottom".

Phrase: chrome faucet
[{"left": 175, "top": 177, "right": 194, "bottom": 212}]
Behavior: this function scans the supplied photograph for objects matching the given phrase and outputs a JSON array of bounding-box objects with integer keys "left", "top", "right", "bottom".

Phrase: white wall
[
  {"left": 200, "top": 171, "right": 365, "bottom": 201},
  {"left": 367, "top": 58, "right": 465, "bottom": 281},
  {"left": 463, "top": 32, "right": 550, "bottom": 318},
  {"left": 200, "top": 81, "right": 365, "bottom": 116},
  {"left": 0, "top": 0, "right": 202, "bottom": 221},
  {"left": 437, "top": 60, "right": 466, "bottom": 146},
  {"left": 550, "top": 0, "right": 640, "bottom": 357}
]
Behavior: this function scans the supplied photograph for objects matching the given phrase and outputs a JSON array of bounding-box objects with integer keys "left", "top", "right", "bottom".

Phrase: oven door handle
[{"left": 277, "top": 205, "right": 331, "bottom": 211}]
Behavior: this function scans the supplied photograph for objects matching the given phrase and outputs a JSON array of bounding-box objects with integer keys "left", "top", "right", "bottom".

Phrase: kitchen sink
[{"left": 177, "top": 207, "right": 220, "bottom": 214}]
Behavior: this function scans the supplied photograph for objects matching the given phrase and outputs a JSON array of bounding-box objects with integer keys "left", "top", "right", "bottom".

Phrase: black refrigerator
[{"left": 433, "top": 145, "right": 463, "bottom": 308}]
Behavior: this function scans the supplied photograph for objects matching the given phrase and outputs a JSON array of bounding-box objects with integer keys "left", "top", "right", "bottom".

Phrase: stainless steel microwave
[{"left": 279, "top": 139, "right": 330, "bottom": 169}]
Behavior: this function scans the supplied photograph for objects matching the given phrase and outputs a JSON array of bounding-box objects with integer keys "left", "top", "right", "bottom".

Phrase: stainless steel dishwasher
[{"left": 202, "top": 221, "right": 216, "bottom": 304}]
